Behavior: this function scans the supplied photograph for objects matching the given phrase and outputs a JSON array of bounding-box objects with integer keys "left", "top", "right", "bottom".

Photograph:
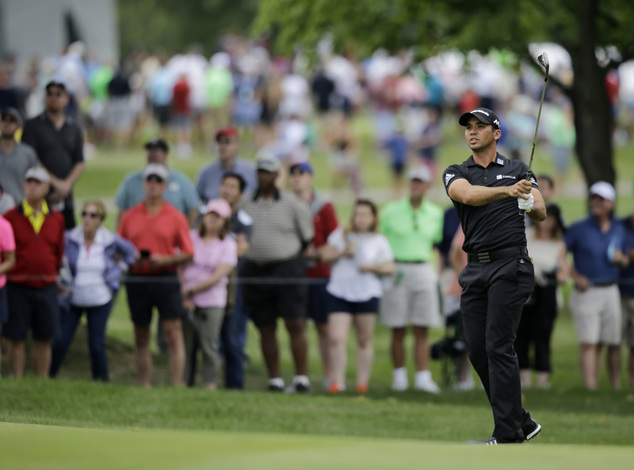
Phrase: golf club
[
  {"left": 519, "top": 53, "right": 549, "bottom": 215},
  {"left": 527, "top": 52, "right": 549, "bottom": 175}
]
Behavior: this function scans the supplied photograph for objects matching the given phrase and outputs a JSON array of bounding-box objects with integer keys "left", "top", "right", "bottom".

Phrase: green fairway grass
[
  {"left": 1, "top": 422, "right": 633, "bottom": 470},
  {"left": 2, "top": 111, "right": 634, "bottom": 464}
]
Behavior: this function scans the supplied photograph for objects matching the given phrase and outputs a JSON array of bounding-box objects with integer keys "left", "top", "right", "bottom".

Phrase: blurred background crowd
[{"left": 2, "top": 33, "right": 634, "bottom": 178}]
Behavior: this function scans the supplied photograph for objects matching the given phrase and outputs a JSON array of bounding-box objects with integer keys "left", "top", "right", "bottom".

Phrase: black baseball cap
[
  {"left": 45, "top": 80, "right": 67, "bottom": 92},
  {"left": 458, "top": 108, "right": 501, "bottom": 129},
  {"left": 144, "top": 138, "right": 169, "bottom": 153}
]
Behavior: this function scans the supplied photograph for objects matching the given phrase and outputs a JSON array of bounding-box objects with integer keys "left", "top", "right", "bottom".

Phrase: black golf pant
[{"left": 459, "top": 254, "right": 535, "bottom": 441}]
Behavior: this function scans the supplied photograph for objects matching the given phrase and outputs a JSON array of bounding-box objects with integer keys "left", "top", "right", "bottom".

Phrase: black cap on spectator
[
  {"left": 45, "top": 80, "right": 67, "bottom": 93},
  {"left": 144, "top": 138, "right": 169, "bottom": 153}
]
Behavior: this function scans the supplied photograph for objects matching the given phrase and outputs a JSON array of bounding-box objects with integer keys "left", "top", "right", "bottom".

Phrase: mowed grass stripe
[
  {"left": 1, "top": 378, "right": 633, "bottom": 445},
  {"left": 1, "top": 422, "right": 633, "bottom": 470}
]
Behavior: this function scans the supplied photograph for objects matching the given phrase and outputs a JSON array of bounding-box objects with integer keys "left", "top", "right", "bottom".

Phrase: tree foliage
[
  {"left": 254, "top": 0, "right": 634, "bottom": 187},
  {"left": 118, "top": 0, "right": 259, "bottom": 57}
]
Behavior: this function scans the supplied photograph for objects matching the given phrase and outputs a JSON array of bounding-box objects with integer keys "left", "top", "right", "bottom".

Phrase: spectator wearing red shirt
[
  {"left": 171, "top": 74, "right": 193, "bottom": 159},
  {"left": 3, "top": 167, "right": 65, "bottom": 377},
  {"left": 118, "top": 163, "right": 194, "bottom": 387},
  {"left": 290, "top": 162, "right": 339, "bottom": 386}
]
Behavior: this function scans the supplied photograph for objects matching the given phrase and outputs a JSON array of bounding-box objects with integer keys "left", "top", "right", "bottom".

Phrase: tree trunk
[{"left": 569, "top": 0, "right": 615, "bottom": 189}]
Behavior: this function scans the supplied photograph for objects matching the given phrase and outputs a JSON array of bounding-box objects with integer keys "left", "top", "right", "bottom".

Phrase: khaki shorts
[
  {"left": 570, "top": 285, "right": 621, "bottom": 345},
  {"left": 380, "top": 262, "right": 440, "bottom": 328},
  {"left": 621, "top": 294, "right": 634, "bottom": 347}
]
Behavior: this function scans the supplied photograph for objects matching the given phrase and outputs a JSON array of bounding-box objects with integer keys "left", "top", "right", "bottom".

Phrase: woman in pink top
[
  {"left": 181, "top": 199, "right": 237, "bottom": 390},
  {"left": 0, "top": 214, "right": 16, "bottom": 369}
]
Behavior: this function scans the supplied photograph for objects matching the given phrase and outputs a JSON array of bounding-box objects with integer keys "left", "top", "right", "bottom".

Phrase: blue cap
[{"left": 289, "top": 162, "right": 314, "bottom": 175}]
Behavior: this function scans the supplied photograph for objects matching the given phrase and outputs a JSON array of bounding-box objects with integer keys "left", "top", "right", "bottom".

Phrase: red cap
[{"left": 215, "top": 127, "right": 239, "bottom": 141}]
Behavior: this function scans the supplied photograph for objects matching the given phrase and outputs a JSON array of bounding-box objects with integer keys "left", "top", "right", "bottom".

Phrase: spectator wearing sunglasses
[
  {"left": 379, "top": 165, "right": 444, "bottom": 393},
  {"left": 118, "top": 164, "right": 194, "bottom": 387},
  {"left": 50, "top": 200, "right": 137, "bottom": 381},
  {"left": 0, "top": 107, "right": 38, "bottom": 209},
  {"left": 21, "top": 82, "right": 85, "bottom": 229}
]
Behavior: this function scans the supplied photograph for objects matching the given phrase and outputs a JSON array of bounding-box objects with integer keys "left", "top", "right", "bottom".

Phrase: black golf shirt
[
  {"left": 443, "top": 153, "right": 537, "bottom": 254},
  {"left": 21, "top": 113, "right": 84, "bottom": 181}
]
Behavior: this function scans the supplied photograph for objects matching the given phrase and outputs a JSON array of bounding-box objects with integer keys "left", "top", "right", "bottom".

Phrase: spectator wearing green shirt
[
  {"left": 205, "top": 52, "right": 234, "bottom": 131},
  {"left": 379, "top": 165, "right": 444, "bottom": 393}
]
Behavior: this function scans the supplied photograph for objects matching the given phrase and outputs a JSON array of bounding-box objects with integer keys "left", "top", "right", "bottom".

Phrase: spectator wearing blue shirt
[
  {"left": 114, "top": 139, "right": 200, "bottom": 228},
  {"left": 146, "top": 57, "right": 175, "bottom": 137},
  {"left": 618, "top": 208, "right": 634, "bottom": 389},
  {"left": 565, "top": 182, "right": 629, "bottom": 390},
  {"left": 382, "top": 127, "right": 409, "bottom": 199},
  {"left": 195, "top": 127, "right": 257, "bottom": 203}
]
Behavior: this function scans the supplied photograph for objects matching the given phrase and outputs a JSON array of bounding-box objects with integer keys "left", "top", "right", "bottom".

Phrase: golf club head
[{"left": 538, "top": 52, "right": 549, "bottom": 74}]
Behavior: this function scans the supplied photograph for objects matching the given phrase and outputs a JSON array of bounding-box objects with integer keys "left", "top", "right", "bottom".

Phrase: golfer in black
[{"left": 443, "top": 108, "right": 546, "bottom": 445}]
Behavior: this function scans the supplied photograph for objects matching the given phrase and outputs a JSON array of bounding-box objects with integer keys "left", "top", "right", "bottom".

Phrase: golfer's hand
[
  {"left": 509, "top": 180, "right": 533, "bottom": 198},
  {"left": 518, "top": 193, "right": 534, "bottom": 212}
]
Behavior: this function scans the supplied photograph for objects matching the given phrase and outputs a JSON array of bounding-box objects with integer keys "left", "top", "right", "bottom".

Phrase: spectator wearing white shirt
[{"left": 319, "top": 199, "right": 395, "bottom": 393}]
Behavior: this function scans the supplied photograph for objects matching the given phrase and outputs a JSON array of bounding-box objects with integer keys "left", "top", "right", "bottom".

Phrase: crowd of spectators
[{"left": 1, "top": 37, "right": 634, "bottom": 392}]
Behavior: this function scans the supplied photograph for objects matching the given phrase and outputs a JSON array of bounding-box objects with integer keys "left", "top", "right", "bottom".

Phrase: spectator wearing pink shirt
[
  {"left": 181, "top": 199, "right": 237, "bottom": 390},
  {"left": 0, "top": 214, "right": 16, "bottom": 370}
]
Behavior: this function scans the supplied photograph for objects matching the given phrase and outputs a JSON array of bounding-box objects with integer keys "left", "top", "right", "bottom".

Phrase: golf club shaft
[
  {"left": 527, "top": 53, "right": 549, "bottom": 176},
  {"left": 527, "top": 76, "right": 547, "bottom": 174},
  {"left": 521, "top": 54, "right": 549, "bottom": 215}
]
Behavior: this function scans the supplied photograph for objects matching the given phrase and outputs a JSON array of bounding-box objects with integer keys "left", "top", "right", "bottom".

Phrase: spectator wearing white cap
[
  {"left": 379, "top": 165, "right": 444, "bottom": 393},
  {"left": 181, "top": 198, "right": 237, "bottom": 390},
  {"left": 241, "top": 152, "right": 314, "bottom": 392},
  {"left": 3, "top": 166, "right": 65, "bottom": 378},
  {"left": 118, "top": 163, "right": 194, "bottom": 387},
  {"left": 565, "top": 181, "right": 629, "bottom": 390}
]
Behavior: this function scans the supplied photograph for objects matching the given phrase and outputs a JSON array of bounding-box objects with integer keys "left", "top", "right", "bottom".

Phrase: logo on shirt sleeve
[{"left": 444, "top": 173, "right": 455, "bottom": 186}]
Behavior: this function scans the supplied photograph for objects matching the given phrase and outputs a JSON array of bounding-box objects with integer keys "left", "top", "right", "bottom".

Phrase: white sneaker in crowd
[
  {"left": 391, "top": 367, "right": 409, "bottom": 391},
  {"left": 414, "top": 370, "right": 441, "bottom": 394},
  {"left": 453, "top": 375, "right": 475, "bottom": 391},
  {"left": 268, "top": 377, "right": 285, "bottom": 392},
  {"left": 285, "top": 375, "right": 311, "bottom": 393}
]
